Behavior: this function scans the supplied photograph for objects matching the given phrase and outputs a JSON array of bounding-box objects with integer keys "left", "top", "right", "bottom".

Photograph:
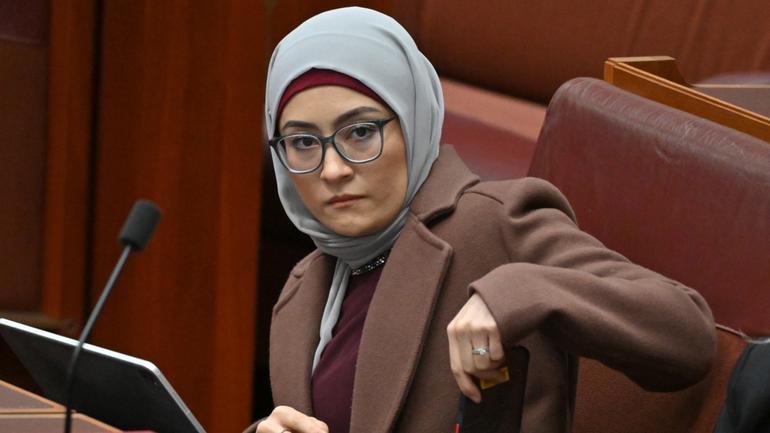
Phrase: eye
[
  {"left": 284, "top": 135, "right": 319, "bottom": 150},
  {"left": 346, "top": 124, "right": 377, "bottom": 141}
]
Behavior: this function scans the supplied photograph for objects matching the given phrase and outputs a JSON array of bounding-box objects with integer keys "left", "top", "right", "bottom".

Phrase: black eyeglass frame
[{"left": 269, "top": 116, "right": 397, "bottom": 174}]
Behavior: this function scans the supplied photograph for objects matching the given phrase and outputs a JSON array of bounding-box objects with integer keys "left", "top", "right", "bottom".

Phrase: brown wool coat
[{"left": 250, "top": 146, "right": 716, "bottom": 433}]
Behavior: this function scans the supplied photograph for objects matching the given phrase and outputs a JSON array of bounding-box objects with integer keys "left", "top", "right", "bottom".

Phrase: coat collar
[
  {"left": 270, "top": 146, "right": 479, "bottom": 431},
  {"left": 410, "top": 145, "right": 480, "bottom": 224}
]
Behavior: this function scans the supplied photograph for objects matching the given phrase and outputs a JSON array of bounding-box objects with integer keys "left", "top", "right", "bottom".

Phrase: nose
[{"left": 319, "top": 144, "right": 354, "bottom": 184}]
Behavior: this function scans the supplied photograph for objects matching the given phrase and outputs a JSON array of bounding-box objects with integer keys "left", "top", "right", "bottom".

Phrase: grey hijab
[{"left": 265, "top": 7, "right": 444, "bottom": 370}]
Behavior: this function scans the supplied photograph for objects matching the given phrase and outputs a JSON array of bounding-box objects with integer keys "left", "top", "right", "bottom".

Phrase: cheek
[
  {"left": 289, "top": 175, "right": 323, "bottom": 213},
  {"left": 392, "top": 162, "right": 408, "bottom": 206},
  {"left": 392, "top": 141, "right": 409, "bottom": 205},
  {"left": 375, "top": 144, "right": 408, "bottom": 211}
]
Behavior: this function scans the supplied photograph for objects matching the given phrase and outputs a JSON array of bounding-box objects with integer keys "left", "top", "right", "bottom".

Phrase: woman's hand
[
  {"left": 447, "top": 293, "right": 507, "bottom": 403},
  {"left": 256, "top": 406, "right": 328, "bottom": 433}
]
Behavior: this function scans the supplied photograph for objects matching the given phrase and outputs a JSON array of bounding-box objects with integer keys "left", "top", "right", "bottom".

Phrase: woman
[{"left": 250, "top": 7, "right": 716, "bottom": 433}]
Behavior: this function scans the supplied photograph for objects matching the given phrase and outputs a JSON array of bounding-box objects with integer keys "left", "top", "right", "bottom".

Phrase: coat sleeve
[{"left": 469, "top": 178, "right": 716, "bottom": 391}]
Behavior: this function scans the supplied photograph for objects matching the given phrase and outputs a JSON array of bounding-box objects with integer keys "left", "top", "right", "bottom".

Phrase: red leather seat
[
  {"left": 529, "top": 77, "right": 770, "bottom": 336},
  {"left": 528, "top": 77, "right": 769, "bottom": 432},
  {"left": 574, "top": 326, "right": 746, "bottom": 433}
]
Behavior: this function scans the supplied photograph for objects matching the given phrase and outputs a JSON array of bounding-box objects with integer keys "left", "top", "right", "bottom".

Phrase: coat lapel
[
  {"left": 348, "top": 146, "right": 479, "bottom": 433},
  {"left": 269, "top": 252, "right": 333, "bottom": 414},
  {"left": 349, "top": 214, "right": 453, "bottom": 433}
]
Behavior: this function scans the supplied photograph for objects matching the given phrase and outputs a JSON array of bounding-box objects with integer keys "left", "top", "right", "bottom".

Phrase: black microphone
[{"left": 63, "top": 200, "right": 162, "bottom": 433}]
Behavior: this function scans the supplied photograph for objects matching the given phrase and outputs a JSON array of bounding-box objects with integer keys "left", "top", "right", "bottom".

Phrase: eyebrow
[{"left": 280, "top": 106, "right": 384, "bottom": 132}]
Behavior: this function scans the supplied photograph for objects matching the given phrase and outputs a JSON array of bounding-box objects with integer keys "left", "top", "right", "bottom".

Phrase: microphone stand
[
  {"left": 63, "top": 245, "right": 133, "bottom": 433},
  {"left": 61, "top": 198, "right": 160, "bottom": 433}
]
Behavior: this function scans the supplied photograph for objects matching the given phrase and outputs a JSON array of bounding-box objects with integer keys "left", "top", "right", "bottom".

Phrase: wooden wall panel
[
  {"left": 0, "top": 39, "right": 47, "bottom": 311},
  {"left": 0, "top": 1, "right": 49, "bottom": 312},
  {"left": 41, "top": 0, "right": 97, "bottom": 331},
  {"left": 0, "top": 1, "right": 96, "bottom": 331},
  {"left": 0, "top": 0, "right": 50, "bottom": 393},
  {"left": 89, "top": 1, "right": 264, "bottom": 431},
  {"left": 0, "top": 0, "right": 96, "bottom": 394}
]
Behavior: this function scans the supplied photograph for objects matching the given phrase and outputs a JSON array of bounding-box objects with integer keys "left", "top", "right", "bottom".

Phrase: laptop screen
[{"left": 0, "top": 318, "right": 205, "bottom": 433}]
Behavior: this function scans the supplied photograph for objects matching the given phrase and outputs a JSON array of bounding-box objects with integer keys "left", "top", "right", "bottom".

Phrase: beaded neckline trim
[{"left": 351, "top": 250, "right": 390, "bottom": 276}]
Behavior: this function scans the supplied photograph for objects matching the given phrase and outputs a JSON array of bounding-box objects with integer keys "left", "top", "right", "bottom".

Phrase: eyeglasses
[{"left": 269, "top": 117, "right": 396, "bottom": 174}]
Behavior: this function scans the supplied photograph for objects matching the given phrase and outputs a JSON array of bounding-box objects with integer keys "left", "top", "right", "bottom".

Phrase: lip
[{"left": 328, "top": 194, "right": 363, "bottom": 208}]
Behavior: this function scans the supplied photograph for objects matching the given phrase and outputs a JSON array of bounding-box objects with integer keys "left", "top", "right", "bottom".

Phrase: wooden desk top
[
  {"left": 604, "top": 56, "right": 770, "bottom": 143},
  {"left": 0, "top": 413, "right": 121, "bottom": 433},
  {"left": 695, "top": 85, "right": 770, "bottom": 118},
  {"left": 0, "top": 379, "right": 62, "bottom": 414},
  {"left": 0, "top": 379, "right": 121, "bottom": 432}
]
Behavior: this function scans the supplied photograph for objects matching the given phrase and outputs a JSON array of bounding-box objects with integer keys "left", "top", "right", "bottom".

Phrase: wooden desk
[
  {"left": 604, "top": 56, "right": 770, "bottom": 143},
  {"left": 0, "top": 414, "right": 120, "bottom": 433},
  {"left": 0, "top": 380, "right": 121, "bottom": 432},
  {"left": 0, "top": 379, "right": 62, "bottom": 414}
]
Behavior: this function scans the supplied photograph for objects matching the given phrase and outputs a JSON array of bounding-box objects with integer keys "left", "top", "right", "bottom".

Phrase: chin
[
  {"left": 326, "top": 221, "right": 382, "bottom": 238},
  {"left": 321, "top": 211, "right": 398, "bottom": 237},
  {"left": 333, "top": 226, "right": 374, "bottom": 237}
]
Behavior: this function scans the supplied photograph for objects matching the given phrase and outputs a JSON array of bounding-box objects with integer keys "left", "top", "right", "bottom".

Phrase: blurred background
[{"left": 1, "top": 1, "right": 768, "bottom": 432}]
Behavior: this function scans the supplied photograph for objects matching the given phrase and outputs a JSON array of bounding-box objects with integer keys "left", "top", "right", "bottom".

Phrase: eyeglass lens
[{"left": 278, "top": 122, "right": 383, "bottom": 172}]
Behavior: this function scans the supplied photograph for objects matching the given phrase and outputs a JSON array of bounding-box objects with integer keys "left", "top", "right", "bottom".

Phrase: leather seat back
[{"left": 529, "top": 77, "right": 770, "bottom": 336}]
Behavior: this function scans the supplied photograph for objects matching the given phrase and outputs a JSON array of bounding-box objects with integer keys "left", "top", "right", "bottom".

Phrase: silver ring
[
  {"left": 471, "top": 346, "right": 490, "bottom": 356},
  {"left": 280, "top": 429, "right": 292, "bottom": 433}
]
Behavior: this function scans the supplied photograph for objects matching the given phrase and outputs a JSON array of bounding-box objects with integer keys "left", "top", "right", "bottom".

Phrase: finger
[
  {"left": 488, "top": 326, "right": 505, "bottom": 362},
  {"left": 456, "top": 323, "right": 478, "bottom": 376},
  {"left": 255, "top": 418, "right": 276, "bottom": 433},
  {"left": 308, "top": 418, "right": 329, "bottom": 433},
  {"left": 256, "top": 418, "right": 292, "bottom": 433},
  {"left": 272, "top": 406, "right": 328, "bottom": 433},
  {"left": 448, "top": 320, "right": 481, "bottom": 403},
  {"left": 456, "top": 368, "right": 482, "bottom": 403},
  {"left": 467, "top": 293, "right": 504, "bottom": 364},
  {"left": 471, "top": 330, "right": 491, "bottom": 371},
  {"left": 286, "top": 415, "right": 328, "bottom": 433},
  {"left": 449, "top": 353, "right": 482, "bottom": 404}
]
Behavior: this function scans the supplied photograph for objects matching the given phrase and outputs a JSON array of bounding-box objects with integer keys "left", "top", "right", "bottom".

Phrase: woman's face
[{"left": 278, "top": 85, "right": 408, "bottom": 237}]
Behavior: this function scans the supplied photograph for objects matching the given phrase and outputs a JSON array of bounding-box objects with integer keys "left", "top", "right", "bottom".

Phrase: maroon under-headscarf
[{"left": 276, "top": 68, "right": 389, "bottom": 122}]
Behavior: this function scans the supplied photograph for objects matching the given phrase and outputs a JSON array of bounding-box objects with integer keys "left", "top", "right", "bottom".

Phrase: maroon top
[{"left": 311, "top": 266, "right": 384, "bottom": 433}]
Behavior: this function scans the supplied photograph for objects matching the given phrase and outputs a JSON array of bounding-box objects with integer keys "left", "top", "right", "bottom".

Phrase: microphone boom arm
[
  {"left": 63, "top": 244, "right": 133, "bottom": 433},
  {"left": 62, "top": 198, "right": 161, "bottom": 433}
]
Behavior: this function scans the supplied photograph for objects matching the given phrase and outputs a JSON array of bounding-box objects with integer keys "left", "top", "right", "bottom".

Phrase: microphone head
[{"left": 118, "top": 200, "right": 162, "bottom": 251}]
